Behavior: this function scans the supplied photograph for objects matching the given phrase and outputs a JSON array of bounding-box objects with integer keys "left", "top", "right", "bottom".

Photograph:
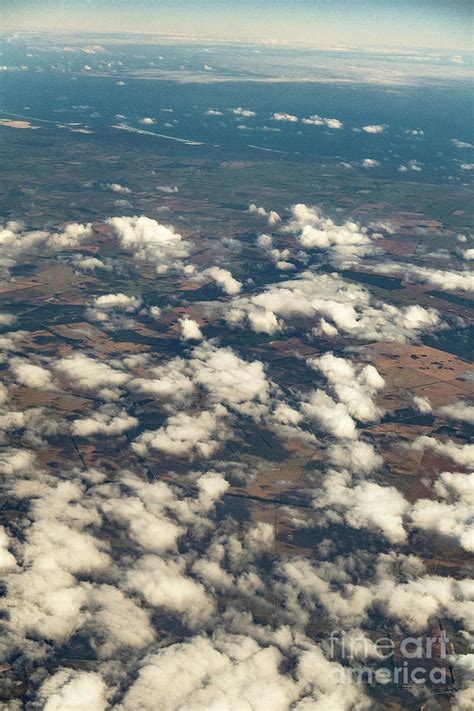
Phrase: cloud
[
  {"left": 328, "top": 440, "right": 384, "bottom": 474},
  {"left": 179, "top": 317, "right": 203, "bottom": 341},
  {"left": 280, "top": 548, "right": 473, "bottom": 633},
  {"left": 148, "top": 305, "right": 162, "bottom": 319},
  {"left": 0, "top": 313, "right": 16, "bottom": 327},
  {"left": 256, "top": 232, "right": 294, "bottom": 271},
  {"left": 3, "top": 479, "right": 110, "bottom": 647},
  {"left": 0, "top": 448, "right": 36, "bottom": 476},
  {"left": 302, "top": 115, "right": 343, "bottom": 129},
  {"left": 38, "top": 670, "right": 108, "bottom": 711},
  {"left": 105, "top": 182, "right": 131, "bottom": 194},
  {"left": 93, "top": 293, "right": 140, "bottom": 310},
  {"left": 129, "top": 341, "right": 286, "bottom": 458},
  {"left": 70, "top": 254, "right": 109, "bottom": 272},
  {"left": 367, "top": 262, "right": 473, "bottom": 292},
  {"left": 72, "top": 406, "right": 138, "bottom": 437},
  {"left": 0, "top": 405, "right": 66, "bottom": 448},
  {"left": 257, "top": 234, "right": 273, "bottom": 250},
  {"left": 411, "top": 436, "right": 474, "bottom": 468},
  {"left": 232, "top": 107, "right": 256, "bottom": 117},
  {"left": 248, "top": 204, "right": 281, "bottom": 226},
  {"left": 225, "top": 270, "right": 440, "bottom": 342},
  {"left": 0, "top": 453, "right": 236, "bottom": 683},
  {"left": 0, "top": 526, "right": 16, "bottom": 570},
  {"left": 48, "top": 223, "right": 93, "bottom": 250},
  {"left": 86, "top": 584, "right": 154, "bottom": 659},
  {"left": 0, "top": 408, "right": 26, "bottom": 438},
  {"left": 398, "top": 159, "right": 422, "bottom": 172},
  {"left": 198, "top": 471, "right": 230, "bottom": 508},
  {"left": 54, "top": 353, "right": 131, "bottom": 399},
  {"left": 249, "top": 204, "right": 268, "bottom": 217},
  {"left": 86, "top": 292, "right": 142, "bottom": 330},
  {"left": 132, "top": 407, "right": 227, "bottom": 459},
  {"left": 0, "top": 220, "right": 92, "bottom": 279},
  {"left": 283, "top": 203, "right": 372, "bottom": 263},
  {"left": 130, "top": 356, "right": 195, "bottom": 405},
  {"left": 106, "top": 215, "right": 191, "bottom": 274},
  {"left": 189, "top": 342, "right": 271, "bottom": 417},
  {"left": 9, "top": 358, "right": 53, "bottom": 389},
  {"left": 278, "top": 554, "right": 374, "bottom": 628},
  {"left": 438, "top": 401, "right": 474, "bottom": 425},
  {"left": 451, "top": 139, "right": 473, "bottom": 149},
  {"left": 0, "top": 332, "right": 40, "bottom": 363},
  {"left": 126, "top": 555, "right": 215, "bottom": 627},
  {"left": 202, "top": 266, "right": 242, "bottom": 295},
  {"left": 410, "top": 471, "right": 474, "bottom": 552},
  {"left": 131, "top": 341, "right": 272, "bottom": 417},
  {"left": 272, "top": 112, "right": 298, "bottom": 122},
  {"left": 376, "top": 571, "right": 464, "bottom": 632},
  {"left": 301, "top": 390, "right": 358, "bottom": 439},
  {"left": 157, "top": 184, "right": 179, "bottom": 193},
  {"left": 120, "top": 635, "right": 290, "bottom": 710},
  {"left": 314, "top": 470, "right": 409, "bottom": 543},
  {"left": 120, "top": 632, "right": 368, "bottom": 711},
  {"left": 0, "top": 382, "right": 9, "bottom": 407},
  {"left": 451, "top": 654, "right": 474, "bottom": 710},
  {"left": 323, "top": 117, "right": 343, "bottom": 129},
  {"left": 307, "top": 353, "right": 385, "bottom": 423},
  {"left": 413, "top": 395, "right": 432, "bottom": 413},
  {"left": 361, "top": 125, "right": 385, "bottom": 133},
  {"left": 268, "top": 212, "right": 281, "bottom": 226},
  {"left": 99, "top": 487, "right": 184, "bottom": 555},
  {"left": 4, "top": 174, "right": 473, "bottom": 708}
]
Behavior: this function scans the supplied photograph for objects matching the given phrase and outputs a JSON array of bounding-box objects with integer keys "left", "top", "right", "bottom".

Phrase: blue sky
[{"left": 2, "top": 0, "right": 472, "bottom": 50}]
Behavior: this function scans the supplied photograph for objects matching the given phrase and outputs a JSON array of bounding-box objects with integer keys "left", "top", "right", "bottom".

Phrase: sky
[{"left": 1, "top": 0, "right": 472, "bottom": 50}]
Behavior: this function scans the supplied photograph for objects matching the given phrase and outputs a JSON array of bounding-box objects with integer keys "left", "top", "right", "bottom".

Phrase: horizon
[
  {"left": 2, "top": 27, "right": 474, "bottom": 54},
  {"left": 2, "top": 0, "right": 472, "bottom": 51}
]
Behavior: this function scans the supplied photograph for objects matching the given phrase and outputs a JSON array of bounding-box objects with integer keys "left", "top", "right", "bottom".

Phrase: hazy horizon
[{"left": 2, "top": 0, "right": 472, "bottom": 51}]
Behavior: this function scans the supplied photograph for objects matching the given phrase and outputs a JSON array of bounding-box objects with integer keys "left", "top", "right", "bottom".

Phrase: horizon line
[{"left": 0, "top": 27, "right": 472, "bottom": 54}]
